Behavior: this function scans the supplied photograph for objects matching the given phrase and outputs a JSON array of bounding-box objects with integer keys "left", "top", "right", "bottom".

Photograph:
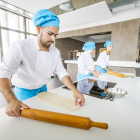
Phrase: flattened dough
[
  {"left": 99, "top": 75, "right": 105, "bottom": 78},
  {"left": 37, "top": 92, "right": 80, "bottom": 110}
]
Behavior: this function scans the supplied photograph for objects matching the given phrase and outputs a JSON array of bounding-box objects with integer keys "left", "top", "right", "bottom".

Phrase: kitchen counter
[
  {"left": 64, "top": 60, "right": 140, "bottom": 68},
  {"left": 0, "top": 74, "right": 140, "bottom": 140}
]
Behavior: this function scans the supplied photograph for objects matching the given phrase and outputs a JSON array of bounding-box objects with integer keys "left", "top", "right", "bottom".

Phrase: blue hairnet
[
  {"left": 32, "top": 9, "right": 60, "bottom": 28},
  {"left": 104, "top": 41, "right": 113, "bottom": 48},
  {"left": 83, "top": 42, "right": 96, "bottom": 51}
]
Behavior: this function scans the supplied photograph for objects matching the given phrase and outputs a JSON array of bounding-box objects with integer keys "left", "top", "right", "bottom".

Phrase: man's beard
[{"left": 40, "top": 32, "right": 54, "bottom": 48}]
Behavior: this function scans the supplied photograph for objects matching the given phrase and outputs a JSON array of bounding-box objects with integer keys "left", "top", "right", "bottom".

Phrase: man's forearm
[
  {"left": 61, "top": 75, "right": 77, "bottom": 92},
  {"left": 0, "top": 78, "right": 17, "bottom": 103},
  {"left": 61, "top": 75, "right": 85, "bottom": 106}
]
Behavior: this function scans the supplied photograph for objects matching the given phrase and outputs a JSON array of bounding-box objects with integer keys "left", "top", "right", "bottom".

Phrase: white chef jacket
[
  {"left": 78, "top": 51, "right": 95, "bottom": 75},
  {"left": 0, "top": 37, "right": 68, "bottom": 89},
  {"left": 97, "top": 51, "right": 109, "bottom": 68}
]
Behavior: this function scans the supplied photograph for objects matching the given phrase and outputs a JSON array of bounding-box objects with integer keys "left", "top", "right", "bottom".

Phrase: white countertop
[
  {"left": 0, "top": 74, "right": 140, "bottom": 140},
  {"left": 64, "top": 60, "right": 140, "bottom": 68}
]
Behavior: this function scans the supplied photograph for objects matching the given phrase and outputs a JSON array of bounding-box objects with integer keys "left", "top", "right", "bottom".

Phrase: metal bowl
[{"left": 107, "top": 88, "right": 127, "bottom": 99}]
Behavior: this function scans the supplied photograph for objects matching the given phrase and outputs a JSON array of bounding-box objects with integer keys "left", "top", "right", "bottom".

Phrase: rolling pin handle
[{"left": 89, "top": 121, "right": 108, "bottom": 129}]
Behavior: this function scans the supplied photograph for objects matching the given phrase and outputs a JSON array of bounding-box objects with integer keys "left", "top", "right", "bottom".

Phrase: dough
[
  {"left": 37, "top": 92, "right": 80, "bottom": 110},
  {"left": 99, "top": 75, "right": 105, "bottom": 78}
]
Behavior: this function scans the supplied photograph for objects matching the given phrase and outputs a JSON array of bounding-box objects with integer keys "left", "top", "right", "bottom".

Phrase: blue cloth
[
  {"left": 96, "top": 65, "right": 109, "bottom": 73},
  {"left": 83, "top": 42, "right": 96, "bottom": 51},
  {"left": 101, "top": 91, "right": 106, "bottom": 97},
  {"left": 104, "top": 41, "right": 113, "bottom": 48},
  {"left": 14, "top": 85, "right": 47, "bottom": 101},
  {"left": 32, "top": 9, "right": 60, "bottom": 28},
  {"left": 77, "top": 73, "right": 93, "bottom": 80}
]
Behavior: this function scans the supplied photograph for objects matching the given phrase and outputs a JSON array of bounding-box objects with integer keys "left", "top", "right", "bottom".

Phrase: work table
[
  {"left": 0, "top": 74, "right": 140, "bottom": 140},
  {"left": 64, "top": 60, "right": 140, "bottom": 68}
]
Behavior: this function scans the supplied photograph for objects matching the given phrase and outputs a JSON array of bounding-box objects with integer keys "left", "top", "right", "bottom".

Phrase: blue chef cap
[
  {"left": 32, "top": 9, "right": 60, "bottom": 28},
  {"left": 83, "top": 42, "right": 96, "bottom": 51},
  {"left": 104, "top": 41, "right": 113, "bottom": 48}
]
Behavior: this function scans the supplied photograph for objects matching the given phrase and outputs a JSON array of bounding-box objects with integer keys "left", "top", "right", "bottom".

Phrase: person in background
[
  {"left": 77, "top": 42, "right": 101, "bottom": 80},
  {"left": 96, "top": 41, "right": 114, "bottom": 73}
]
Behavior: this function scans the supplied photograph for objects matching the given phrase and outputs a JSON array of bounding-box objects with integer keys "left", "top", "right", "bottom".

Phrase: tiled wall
[
  {"left": 55, "top": 38, "right": 84, "bottom": 68},
  {"left": 94, "top": 43, "right": 105, "bottom": 61},
  {"left": 67, "top": 64, "right": 78, "bottom": 81},
  {"left": 110, "top": 20, "right": 139, "bottom": 62},
  {"left": 110, "top": 19, "right": 139, "bottom": 72}
]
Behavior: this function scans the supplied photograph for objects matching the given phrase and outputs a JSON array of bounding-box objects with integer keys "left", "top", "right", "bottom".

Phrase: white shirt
[
  {"left": 97, "top": 51, "right": 109, "bottom": 68},
  {"left": 78, "top": 51, "right": 95, "bottom": 75},
  {"left": 0, "top": 37, "right": 68, "bottom": 89}
]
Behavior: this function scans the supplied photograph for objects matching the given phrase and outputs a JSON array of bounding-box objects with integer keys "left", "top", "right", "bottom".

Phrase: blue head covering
[
  {"left": 104, "top": 41, "right": 113, "bottom": 48},
  {"left": 32, "top": 9, "right": 60, "bottom": 28},
  {"left": 83, "top": 42, "right": 96, "bottom": 51}
]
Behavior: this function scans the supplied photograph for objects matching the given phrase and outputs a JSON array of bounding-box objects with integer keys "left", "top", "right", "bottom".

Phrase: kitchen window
[{"left": 0, "top": 3, "right": 37, "bottom": 63}]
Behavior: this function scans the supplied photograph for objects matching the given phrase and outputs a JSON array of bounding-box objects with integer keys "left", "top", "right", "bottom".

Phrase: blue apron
[
  {"left": 96, "top": 65, "right": 108, "bottom": 73},
  {"left": 77, "top": 73, "right": 93, "bottom": 80},
  {"left": 14, "top": 84, "right": 47, "bottom": 101}
]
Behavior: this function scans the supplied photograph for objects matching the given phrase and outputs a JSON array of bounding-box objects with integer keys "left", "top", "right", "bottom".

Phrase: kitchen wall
[
  {"left": 55, "top": 38, "right": 84, "bottom": 68},
  {"left": 57, "top": 19, "right": 139, "bottom": 65},
  {"left": 57, "top": 19, "right": 140, "bottom": 81},
  {"left": 94, "top": 43, "right": 105, "bottom": 61},
  {"left": 67, "top": 63, "right": 78, "bottom": 81}
]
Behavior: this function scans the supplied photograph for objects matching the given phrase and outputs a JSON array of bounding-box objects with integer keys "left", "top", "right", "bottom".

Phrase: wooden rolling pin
[
  {"left": 21, "top": 108, "right": 108, "bottom": 130},
  {"left": 107, "top": 71, "right": 127, "bottom": 78}
]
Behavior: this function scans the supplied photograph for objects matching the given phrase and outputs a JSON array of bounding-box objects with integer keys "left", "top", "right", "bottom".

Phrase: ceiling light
[{"left": 59, "top": 1, "right": 75, "bottom": 11}]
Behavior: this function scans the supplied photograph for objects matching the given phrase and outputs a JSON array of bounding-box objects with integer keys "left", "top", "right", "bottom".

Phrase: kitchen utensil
[
  {"left": 107, "top": 71, "right": 127, "bottom": 78},
  {"left": 107, "top": 88, "right": 127, "bottom": 99},
  {"left": 104, "top": 93, "right": 114, "bottom": 101},
  {"left": 21, "top": 108, "right": 108, "bottom": 130}
]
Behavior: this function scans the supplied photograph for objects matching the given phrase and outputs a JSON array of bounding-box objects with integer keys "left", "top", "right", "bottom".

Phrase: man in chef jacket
[{"left": 0, "top": 9, "right": 85, "bottom": 117}]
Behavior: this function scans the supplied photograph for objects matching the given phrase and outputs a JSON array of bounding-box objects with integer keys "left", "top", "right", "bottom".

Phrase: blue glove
[{"left": 101, "top": 91, "right": 106, "bottom": 97}]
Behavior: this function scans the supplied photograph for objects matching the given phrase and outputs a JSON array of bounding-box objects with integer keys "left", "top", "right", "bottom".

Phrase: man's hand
[
  {"left": 73, "top": 89, "right": 85, "bottom": 106},
  {"left": 6, "top": 99, "right": 29, "bottom": 117}
]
